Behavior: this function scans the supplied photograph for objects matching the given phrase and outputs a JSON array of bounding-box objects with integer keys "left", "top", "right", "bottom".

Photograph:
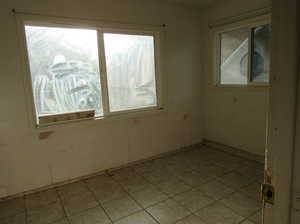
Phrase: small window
[
  {"left": 22, "top": 21, "right": 161, "bottom": 126},
  {"left": 217, "top": 23, "right": 271, "bottom": 86},
  {"left": 219, "top": 28, "right": 249, "bottom": 85},
  {"left": 104, "top": 33, "right": 157, "bottom": 112}
]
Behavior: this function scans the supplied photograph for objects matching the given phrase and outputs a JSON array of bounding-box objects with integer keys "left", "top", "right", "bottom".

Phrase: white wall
[
  {"left": 0, "top": 0, "right": 203, "bottom": 198},
  {"left": 201, "top": 0, "right": 271, "bottom": 156}
]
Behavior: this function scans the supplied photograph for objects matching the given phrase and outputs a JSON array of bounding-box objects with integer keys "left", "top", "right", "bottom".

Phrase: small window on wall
[
  {"left": 22, "top": 21, "right": 161, "bottom": 126},
  {"left": 219, "top": 28, "right": 249, "bottom": 85},
  {"left": 217, "top": 24, "right": 271, "bottom": 86}
]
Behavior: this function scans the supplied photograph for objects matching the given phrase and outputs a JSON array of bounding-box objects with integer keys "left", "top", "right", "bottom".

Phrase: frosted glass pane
[
  {"left": 24, "top": 25, "right": 103, "bottom": 118},
  {"left": 251, "top": 24, "right": 271, "bottom": 83},
  {"left": 104, "top": 33, "right": 157, "bottom": 112},
  {"left": 220, "top": 28, "right": 249, "bottom": 85}
]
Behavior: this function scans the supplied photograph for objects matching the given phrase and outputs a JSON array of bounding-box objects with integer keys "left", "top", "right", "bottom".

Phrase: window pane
[
  {"left": 220, "top": 28, "right": 249, "bottom": 85},
  {"left": 251, "top": 24, "right": 271, "bottom": 82},
  {"left": 104, "top": 33, "right": 157, "bottom": 112},
  {"left": 24, "top": 26, "right": 103, "bottom": 119}
]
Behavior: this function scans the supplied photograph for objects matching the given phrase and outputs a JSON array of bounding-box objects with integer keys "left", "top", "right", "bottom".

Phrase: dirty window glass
[
  {"left": 250, "top": 24, "right": 272, "bottom": 83},
  {"left": 24, "top": 25, "right": 103, "bottom": 118},
  {"left": 104, "top": 33, "right": 157, "bottom": 112},
  {"left": 219, "top": 28, "right": 249, "bottom": 85}
]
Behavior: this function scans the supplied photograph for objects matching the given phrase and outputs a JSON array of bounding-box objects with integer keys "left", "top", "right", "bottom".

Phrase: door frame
[{"left": 264, "top": 0, "right": 299, "bottom": 223}]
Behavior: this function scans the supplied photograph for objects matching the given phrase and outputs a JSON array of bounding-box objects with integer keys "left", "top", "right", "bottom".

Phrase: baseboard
[
  {"left": 0, "top": 143, "right": 203, "bottom": 202},
  {"left": 203, "top": 139, "right": 265, "bottom": 164}
]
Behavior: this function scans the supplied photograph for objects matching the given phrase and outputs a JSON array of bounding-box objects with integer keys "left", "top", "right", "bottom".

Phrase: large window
[
  {"left": 25, "top": 26, "right": 103, "bottom": 117},
  {"left": 22, "top": 21, "right": 161, "bottom": 126},
  {"left": 104, "top": 33, "right": 157, "bottom": 112},
  {"left": 217, "top": 23, "right": 271, "bottom": 85}
]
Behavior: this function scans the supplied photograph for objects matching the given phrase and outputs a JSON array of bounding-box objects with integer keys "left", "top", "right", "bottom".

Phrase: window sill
[
  {"left": 210, "top": 83, "right": 270, "bottom": 90},
  {"left": 34, "top": 107, "right": 166, "bottom": 132}
]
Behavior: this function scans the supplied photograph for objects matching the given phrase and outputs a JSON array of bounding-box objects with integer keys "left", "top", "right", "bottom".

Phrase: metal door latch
[{"left": 262, "top": 183, "right": 275, "bottom": 204}]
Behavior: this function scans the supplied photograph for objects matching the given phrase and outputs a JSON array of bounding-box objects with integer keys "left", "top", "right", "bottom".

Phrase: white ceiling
[{"left": 167, "top": 0, "right": 216, "bottom": 7}]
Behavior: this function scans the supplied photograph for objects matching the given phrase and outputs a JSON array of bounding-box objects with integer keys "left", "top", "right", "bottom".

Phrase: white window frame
[
  {"left": 213, "top": 14, "right": 271, "bottom": 87},
  {"left": 16, "top": 14, "right": 164, "bottom": 128}
]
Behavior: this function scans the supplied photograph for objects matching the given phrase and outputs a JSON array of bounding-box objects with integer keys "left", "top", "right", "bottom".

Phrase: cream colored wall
[
  {"left": 0, "top": 0, "right": 203, "bottom": 198},
  {"left": 201, "top": 0, "right": 271, "bottom": 156}
]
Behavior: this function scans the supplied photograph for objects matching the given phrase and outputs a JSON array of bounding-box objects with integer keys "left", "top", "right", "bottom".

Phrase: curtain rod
[
  {"left": 208, "top": 6, "right": 271, "bottom": 29},
  {"left": 11, "top": 8, "right": 167, "bottom": 28}
]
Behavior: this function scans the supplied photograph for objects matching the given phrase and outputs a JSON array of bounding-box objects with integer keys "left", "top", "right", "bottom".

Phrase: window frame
[
  {"left": 213, "top": 14, "right": 271, "bottom": 87},
  {"left": 16, "top": 14, "right": 164, "bottom": 128}
]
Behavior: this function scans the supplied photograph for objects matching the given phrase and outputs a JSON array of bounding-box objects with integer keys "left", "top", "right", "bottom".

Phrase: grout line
[
  {"left": 23, "top": 196, "right": 29, "bottom": 224},
  {"left": 107, "top": 170, "right": 162, "bottom": 223},
  {"left": 83, "top": 179, "right": 114, "bottom": 224},
  {"left": 0, "top": 144, "right": 201, "bottom": 203},
  {"left": 101, "top": 148, "right": 259, "bottom": 223},
  {"left": 55, "top": 187, "right": 71, "bottom": 224},
  {"left": 4, "top": 145, "right": 264, "bottom": 224}
]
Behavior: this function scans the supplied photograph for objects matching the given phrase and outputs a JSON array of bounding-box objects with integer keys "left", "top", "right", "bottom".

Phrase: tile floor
[{"left": 0, "top": 145, "right": 264, "bottom": 224}]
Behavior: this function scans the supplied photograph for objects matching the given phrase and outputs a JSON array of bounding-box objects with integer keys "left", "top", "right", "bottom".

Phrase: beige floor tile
[
  {"left": 109, "top": 168, "right": 136, "bottom": 181},
  {"left": 199, "top": 180, "right": 235, "bottom": 200},
  {"left": 0, "top": 147, "right": 264, "bottom": 224},
  {"left": 52, "top": 218, "right": 69, "bottom": 224},
  {"left": 0, "top": 198, "right": 25, "bottom": 219},
  {"left": 214, "top": 154, "right": 242, "bottom": 167},
  {"left": 0, "top": 212, "right": 26, "bottom": 224},
  {"left": 240, "top": 220, "right": 255, "bottom": 224},
  {"left": 114, "top": 211, "right": 157, "bottom": 224},
  {"left": 102, "top": 196, "right": 142, "bottom": 221},
  {"left": 58, "top": 181, "right": 89, "bottom": 200},
  {"left": 151, "top": 158, "right": 170, "bottom": 169},
  {"left": 85, "top": 174, "right": 116, "bottom": 191},
  {"left": 220, "top": 192, "right": 261, "bottom": 217},
  {"left": 175, "top": 214, "right": 206, "bottom": 224},
  {"left": 176, "top": 171, "right": 213, "bottom": 187},
  {"left": 165, "top": 163, "right": 193, "bottom": 175},
  {"left": 69, "top": 206, "right": 111, "bottom": 224},
  {"left": 248, "top": 210, "right": 263, "bottom": 224},
  {"left": 214, "top": 160, "right": 243, "bottom": 171},
  {"left": 62, "top": 191, "right": 98, "bottom": 216},
  {"left": 196, "top": 201, "right": 244, "bottom": 224},
  {"left": 219, "top": 172, "right": 255, "bottom": 188},
  {"left": 26, "top": 189, "right": 58, "bottom": 210},
  {"left": 240, "top": 182, "right": 262, "bottom": 201},
  {"left": 133, "top": 162, "right": 157, "bottom": 174},
  {"left": 196, "top": 163, "right": 230, "bottom": 177},
  {"left": 27, "top": 201, "right": 65, "bottom": 224},
  {"left": 242, "top": 161, "right": 264, "bottom": 172},
  {"left": 158, "top": 179, "right": 191, "bottom": 196},
  {"left": 92, "top": 183, "right": 129, "bottom": 203},
  {"left": 191, "top": 162, "right": 228, "bottom": 177},
  {"left": 130, "top": 186, "right": 168, "bottom": 208},
  {"left": 174, "top": 189, "right": 215, "bottom": 212},
  {"left": 236, "top": 166, "right": 264, "bottom": 182},
  {"left": 146, "top": 199, "right": 191, "bottom": 224},
  {"left": 119, "top": 175, "right": 152, "bottom": 193},
  {"left": 142, "top": 170, "right": 177, "bottom": 184}
]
